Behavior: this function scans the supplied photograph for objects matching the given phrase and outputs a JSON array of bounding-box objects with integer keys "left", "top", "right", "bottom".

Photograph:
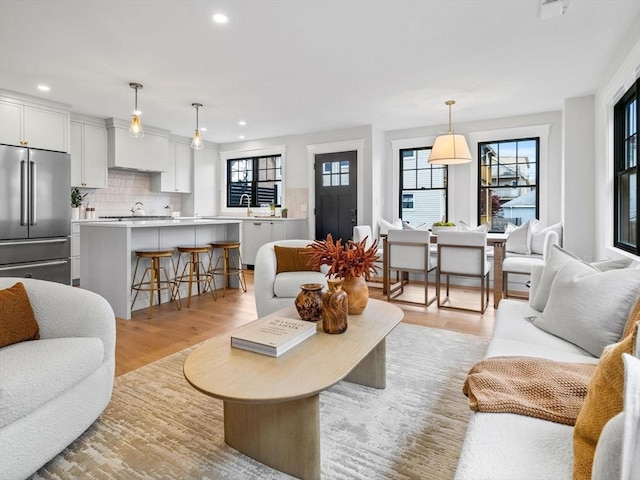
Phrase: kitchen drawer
[
  {"left": 0, "top": 237, "right": 71, "bottom": 264},
  {"left": 0, "top": 258, "right": 71, "bottom": 285}
]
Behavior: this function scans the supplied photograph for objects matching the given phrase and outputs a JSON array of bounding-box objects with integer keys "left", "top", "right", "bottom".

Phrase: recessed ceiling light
[
  {"left": 37, "top": 85, "right": 50, "bottom": 92},
  {"left": 238, "top": 135, "right": 245, "bottom": 140},
  {"left": 212, "top": 13, "right": 229, "bottom": 24},
  {"left": 238, "top": 120, "right": 246, "bottom": 126}
]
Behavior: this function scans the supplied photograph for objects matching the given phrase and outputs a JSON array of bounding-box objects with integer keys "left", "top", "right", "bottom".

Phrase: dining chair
[
  {"left": 436, "top": 230, "right": 491, "bottom": 313},
  {"left": 386, "top": 229, "right": 436, "bottom": 306},
  {"left": 353, "top": 225, "right": 384, "bottom": 284}
]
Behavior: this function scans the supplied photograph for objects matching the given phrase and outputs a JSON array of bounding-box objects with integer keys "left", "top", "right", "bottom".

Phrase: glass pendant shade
[
  {"left": 129, "top": 114, "right": 144, "bottom": 138},
  {"left": 429, "top": 133, "right": 472, "bottom": 164},
  {"left": 128, "top": 82, "right": 144, "bottom": 138},
  {"left": 191, "top": 103, "right": 204, "bottom": 150},
  {"left": 429, "top": 100, "right": 471, "bottom": 165},
  {"left": 191, "top": 130, "right": 204, "bottom": 150}
]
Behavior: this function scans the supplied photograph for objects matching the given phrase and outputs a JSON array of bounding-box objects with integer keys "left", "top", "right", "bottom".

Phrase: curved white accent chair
[
  {"left": 436, "top": 230, "right": 492, "bottom": 313},
  {"left": 502, "top": 230, "right": 559, "bottom": 299},
  {"left": 386, "top": 229, "right": 436, "bottom": 306},
  {"left": 254, "top": 239, "right": 329, "bottom": 318},
  {"left": 0, "top": 277, "right": 115, "bottom": 480}
]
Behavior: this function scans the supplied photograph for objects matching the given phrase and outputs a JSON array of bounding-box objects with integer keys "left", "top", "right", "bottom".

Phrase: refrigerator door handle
[
  {"left": 20, "top": 160, "right": 28, "bottom": 226},
  {"left": 0, "top": 238, "right": 69, "bottom": 246},
  {"left": 30, "top": 161, "right": 37, "bottom": 225},
  {"left": 0, "top": 259, "right": 69, "bottom": 271}
]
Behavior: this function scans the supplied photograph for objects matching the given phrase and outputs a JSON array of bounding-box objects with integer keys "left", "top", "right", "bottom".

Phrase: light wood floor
[{"left": 116, "top": 272, "right": 507, "bottom": 377}]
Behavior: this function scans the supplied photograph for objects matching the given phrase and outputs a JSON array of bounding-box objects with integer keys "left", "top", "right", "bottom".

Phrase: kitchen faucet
[{"left": 239, "top": 194, "right": 251, "bottom": 217}]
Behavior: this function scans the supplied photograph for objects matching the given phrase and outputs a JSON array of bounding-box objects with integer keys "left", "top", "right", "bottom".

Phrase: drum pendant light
[
  {"left": 128, "top": 82, "right": 144, "bottom": 138},
  {"left": 429, "top": 100, "right": 472, "bottom": 165},
  {"left": 191, "top": 103, "right": 204, "bottom": 150}
]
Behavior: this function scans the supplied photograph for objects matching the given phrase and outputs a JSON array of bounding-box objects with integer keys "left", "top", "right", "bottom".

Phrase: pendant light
[
  {"left": 128, "top": 82, "right": 144, "bottom": 138},
  {"left": 429, "top": 100, "right": 472, "bottom": 165},
  {"left": 191, "top": 103, "right": 204, "bottom": 150}
]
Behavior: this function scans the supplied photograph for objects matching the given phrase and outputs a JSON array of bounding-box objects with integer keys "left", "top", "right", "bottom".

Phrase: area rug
[{"left": 31, "top": 324, "right": 489, "bottom": 480}]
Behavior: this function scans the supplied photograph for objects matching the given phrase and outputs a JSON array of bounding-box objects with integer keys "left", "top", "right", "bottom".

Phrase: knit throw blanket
[{"left": 463, "top": 356, "right": 597, "bottom": 426}]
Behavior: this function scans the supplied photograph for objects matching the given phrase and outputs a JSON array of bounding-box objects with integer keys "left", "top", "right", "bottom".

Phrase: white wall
[
  {"left": 563, "top": 96, "right": 595, "bottom": 260},
  {"left": 594, "top": 11, "right": 640, "bottom": 262}
]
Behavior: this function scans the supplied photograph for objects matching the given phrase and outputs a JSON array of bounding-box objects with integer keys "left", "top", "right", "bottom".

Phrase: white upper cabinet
[
  {"left": 70, "top": 116, "right": 108, "bottom": 188},
  {"left": 151, "top": 138, "right": 192, "bottom": 193},
  {"left": 106, "top": 118, "right": 170, "bottom": 172},
  {"left": 0, "top": 93, "right": 70, "bottom": 152}
]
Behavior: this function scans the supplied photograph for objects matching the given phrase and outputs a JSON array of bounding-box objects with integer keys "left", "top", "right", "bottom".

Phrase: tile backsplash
[{"left": 79, "top": 170, "right": 183, "bottom": 217}]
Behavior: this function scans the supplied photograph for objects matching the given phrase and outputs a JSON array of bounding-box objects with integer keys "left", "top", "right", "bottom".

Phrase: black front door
[{"left": 314, "top": 151, "right": 357, "bottom": 242}]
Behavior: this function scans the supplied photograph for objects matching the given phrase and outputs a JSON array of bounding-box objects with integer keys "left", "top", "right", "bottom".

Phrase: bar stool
[
  {"left": 209, "top": 241, "right": 247, "bottom": 297},
  {"left": 131, "top": 248, "right": 181, "bottom": 319},
  {"left": 175, "top": 245, "right": 216, "bottom": 307}
]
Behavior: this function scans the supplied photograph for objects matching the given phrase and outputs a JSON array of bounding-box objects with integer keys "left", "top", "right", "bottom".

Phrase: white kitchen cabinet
[
  {"left": 70, "top": 117, "right": 108, "bottom": 188},
  {"left": 151, "top": 138, "right": 192, "bottom": 193},
  {"left": 183, "top": 143, "right": 216, "bottom": 217},
  {"left": 0, "top": 93, "right": 70, "bottom": 152},
  {"left": 106, "top": 117, "right": 170, "bottom": 172},
  {"left": 241, "top": 218, "right": 308, "bottom": 265}
]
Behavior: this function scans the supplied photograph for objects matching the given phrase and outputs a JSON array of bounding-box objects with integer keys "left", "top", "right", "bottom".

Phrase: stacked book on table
[{"left": 231, "top": 316, "right": 317, "bottom": 357}]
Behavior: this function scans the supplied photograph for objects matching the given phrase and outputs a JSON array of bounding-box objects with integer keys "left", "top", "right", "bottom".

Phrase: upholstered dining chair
[
  {"left": 386, "top": 229, "right": 436, "bottom": 306},
  {"left": 436, "top": 230, "right": 491, "bottom": 313}
]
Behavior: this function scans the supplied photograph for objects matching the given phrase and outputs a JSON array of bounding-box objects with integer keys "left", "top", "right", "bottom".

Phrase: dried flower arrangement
[{"left": 305, "top": 233, "right": 379, "bottom": 279}]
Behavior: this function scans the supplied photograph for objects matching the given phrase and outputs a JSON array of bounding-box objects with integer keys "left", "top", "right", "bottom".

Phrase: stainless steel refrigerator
[{"left": 0, "top": 144, "right": 71, "bottom": 284}]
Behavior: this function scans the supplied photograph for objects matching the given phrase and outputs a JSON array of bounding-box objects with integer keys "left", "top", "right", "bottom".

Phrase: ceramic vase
[
  {"left": 341, "top": 275, "right": 368, "bottom": 314},
  {"left": 322, "top": 278, "right": 348, "bottom": 334},
  {"left": 294, "top": 283, "right": 324, "bottom": 322},
  {"left": 71, "top": 207, "right": 80, "bottom": 220}
]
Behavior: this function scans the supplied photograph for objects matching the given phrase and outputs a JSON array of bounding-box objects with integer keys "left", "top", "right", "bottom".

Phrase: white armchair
[
  {"left": 0, "top": 277, "right": 115, "bottom": 480},
  {"left": 386, "top": 229, "right": 436, "bottom": 306},
  {"left": 254, "top": 239, "right": 329, "bottom": 317},
  {"left": 436, "top": 230, "right": 491, "bottom": 313}
]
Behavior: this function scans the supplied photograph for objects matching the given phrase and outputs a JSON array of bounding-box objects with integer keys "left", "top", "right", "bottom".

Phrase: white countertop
[
  {"left": 79, "top": 218, "right": 242, "bottom": 228},
  {"left": 214, "top": 216, "right": 307, "bottom": 221}
]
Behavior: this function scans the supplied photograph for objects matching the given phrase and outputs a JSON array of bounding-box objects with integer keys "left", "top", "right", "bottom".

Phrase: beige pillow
[
  {"left": 274, "top": 246, "right": 320, "bottom": 274},
  {"left": 573, "top": 321, "right": 639, "bottom": 480},
  {"left": 0, "top": 282, "right": 40, "bottom": 348}
]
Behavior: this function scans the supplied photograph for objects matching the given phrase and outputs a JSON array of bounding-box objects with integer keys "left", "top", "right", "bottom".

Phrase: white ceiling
[{"left": 1, "top": 0, "right": 638, "bottom": 144}]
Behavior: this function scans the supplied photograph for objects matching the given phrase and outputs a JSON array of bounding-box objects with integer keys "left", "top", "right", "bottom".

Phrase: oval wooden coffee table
[{"left": 183, "top": 299, "right": 403, "bottom": 480}]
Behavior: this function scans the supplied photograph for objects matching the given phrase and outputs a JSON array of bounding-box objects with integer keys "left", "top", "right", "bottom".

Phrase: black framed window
[
  {"left": 478, "top": 138, "right": 539, "bottom": 233},
  {"left": 399, "top": 147, "right": 447, "bottom": 227},
  {"left": 614, "top": 79, "right": 639, "bottom": 255},
  {"left": 227, "top": 155, "right": 282, "bottom": 207}
]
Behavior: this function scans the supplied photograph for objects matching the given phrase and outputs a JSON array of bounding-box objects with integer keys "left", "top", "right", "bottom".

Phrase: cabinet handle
[
  {"left": 253, "top": 222, "right": 262, "bottom": 226},
  {"left": 20, "top": 140, "right": 28, "bottom": 146}
]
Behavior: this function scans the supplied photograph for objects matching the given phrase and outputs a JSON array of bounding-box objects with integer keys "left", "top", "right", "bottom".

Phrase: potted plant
[
  {"left": 431, "top": 221, "right": 456, "bottom": 234},
  {"left": 280, "top": 208, "right": 288, "bottom": 218},
  {"left": 305, "top": 234, "right": 379, "bottom": 314},
  {"left": 70, "top": 187, "right": 88, "bottom": 220}
]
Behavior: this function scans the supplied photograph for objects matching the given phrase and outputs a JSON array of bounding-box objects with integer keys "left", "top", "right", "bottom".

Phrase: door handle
[
  {"left": 20, "top": 160, "right": 28, "bottom": 226},
  {"left": 30, "top": 161, "right": 37, "bottom": 225}
]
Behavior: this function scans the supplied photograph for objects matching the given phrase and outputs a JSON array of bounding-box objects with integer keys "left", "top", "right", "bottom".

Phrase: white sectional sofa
[
  {"left": 0, "top": 278, "right": 116, "bottom": 480},
  {"left": 455, "top": 254, "right": 640, "bottom": 480}
]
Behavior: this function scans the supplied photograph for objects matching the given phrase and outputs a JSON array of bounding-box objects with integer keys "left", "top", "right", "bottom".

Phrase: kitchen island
[{"left": 80, "top": 218, "right": 242, "bottom": 319}]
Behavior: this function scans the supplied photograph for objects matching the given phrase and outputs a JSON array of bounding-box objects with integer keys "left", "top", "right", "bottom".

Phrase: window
[
  {"left": 478, "top": 138, "right": 539, "bottom": 233},
  {"left": 227, "top": 155, "right": 282, "bottom": 207},
  {"left": 614, "top": 79, "right": 639, "bottom": 255},
  {"left": 399, "top": 147, "right": 447, "bottom": 227},
  {"left": 322, "top": 160, "right": 350, "bottom": 186}
]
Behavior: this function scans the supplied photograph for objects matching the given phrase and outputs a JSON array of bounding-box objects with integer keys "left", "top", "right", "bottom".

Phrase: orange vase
[
  {"left": 322, "top": 278, "right": 348, "bottom": 334},
  {"left": 341, "top": 275, "right": 368, "bottom": 315}
]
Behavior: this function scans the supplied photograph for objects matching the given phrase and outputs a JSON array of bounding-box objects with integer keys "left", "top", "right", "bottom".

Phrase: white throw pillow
[
  {"left": 533, "top": 260, "right": 640, "bottom": 357},
  {"left": 529, "top": 245, "right": 582, "bottom": 312},
  {"left": 505, "top": 221, "right": 532, "bottom": 255},
  {"left": 530, "top": 222, "right": 563, "bottom": 255},
  {"left": 591, "top": 257, "right": 634, "bottom": 272},
  {"left": 378, "top": 218, "right": 402, "bottom": 236},
  {"left": 457, "top": 221, "right": 489, "bottom": 233},
  {"left": 402, "top": 220, "right": 418, "bottom": 230}
]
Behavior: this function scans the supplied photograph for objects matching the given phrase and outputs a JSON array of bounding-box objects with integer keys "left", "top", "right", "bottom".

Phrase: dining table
[{"left": 382, "top": 231, "right": 509, "bottom": 308}]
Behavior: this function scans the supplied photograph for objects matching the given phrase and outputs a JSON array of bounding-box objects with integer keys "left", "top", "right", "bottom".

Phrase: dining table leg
[{"left": 492, "top": 240, "right": 505, "bottom": 308}]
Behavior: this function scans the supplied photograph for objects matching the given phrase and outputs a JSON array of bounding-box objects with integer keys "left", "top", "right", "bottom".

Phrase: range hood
[{"left": 105, "top": 118, "right": 170, "bottom": 172}]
